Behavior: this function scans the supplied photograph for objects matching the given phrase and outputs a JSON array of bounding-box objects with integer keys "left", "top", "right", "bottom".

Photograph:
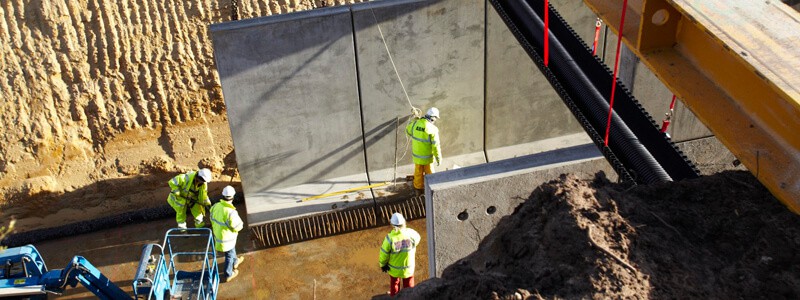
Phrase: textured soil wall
[{"left": 0, "top": 0, "right": 362, "bottom": 233}]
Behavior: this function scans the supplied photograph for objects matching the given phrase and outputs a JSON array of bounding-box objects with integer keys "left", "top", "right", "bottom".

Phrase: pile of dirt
[{"left": 397, "top": 171, "right": 800, "bottom": 299}]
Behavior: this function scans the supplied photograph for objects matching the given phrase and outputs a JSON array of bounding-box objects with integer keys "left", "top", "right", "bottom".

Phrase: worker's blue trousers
[{"left": 224, "top": 249, "right": 238, "bottom": 278}]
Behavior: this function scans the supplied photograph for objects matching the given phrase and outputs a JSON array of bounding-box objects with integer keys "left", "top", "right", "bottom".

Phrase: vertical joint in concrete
[{"left": 350, "top": 6, "right": 376, "bottom": 201}]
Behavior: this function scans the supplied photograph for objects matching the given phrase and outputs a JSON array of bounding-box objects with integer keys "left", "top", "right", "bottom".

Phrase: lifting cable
[
  {"left": 369, "top": 9, "right": 421, "bottom": 117},
  {"left": 369, "top": 8, "right": 419, "bottom": 187},
  {"left": 603, "top": 0, "right": 629, "bottom": 146}
]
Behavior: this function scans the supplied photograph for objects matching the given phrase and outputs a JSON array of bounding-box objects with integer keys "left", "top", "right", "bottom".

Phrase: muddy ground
[
  {"left": 12, "top": 170, "right": 800, "bottom": 299},
  {"left": 394, "top": 171, "right": 800, "bottom": 299},
  {"left": 31, "top": 209, "right": 427, "bottom": 299}
]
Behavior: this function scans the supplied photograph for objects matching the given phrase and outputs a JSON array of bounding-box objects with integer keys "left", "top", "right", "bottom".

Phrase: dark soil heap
[{"left": 397, "top": 171, "right": 800, "bottom": 299}]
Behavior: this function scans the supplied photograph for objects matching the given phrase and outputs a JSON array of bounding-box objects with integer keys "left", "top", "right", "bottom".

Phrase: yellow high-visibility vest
[
  {"left": 405, "top": 118, "right": 441, "bottom": 165},
  {"left": 378, "top": 227, "right": 421, "bottom": 278},
  {"left": 167, "top": 171, "right": 210, "bottom": 209},
  {"left": 210, "top": 200, "right": 243, "bottom": 252}
]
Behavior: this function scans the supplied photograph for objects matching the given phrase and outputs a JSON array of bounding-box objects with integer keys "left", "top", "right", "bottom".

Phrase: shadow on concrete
[
  {"left": 217, "top": 0, "right": 441, "bottom": 138},
  {"left": 211, "top": 0, "right": 441, "bottom": 79},
  {"left": 255, "top": 116, "right": 407, "bottom": 192},
  {"left": 245, "top": 199, "right": 372, "bottom": 226}
]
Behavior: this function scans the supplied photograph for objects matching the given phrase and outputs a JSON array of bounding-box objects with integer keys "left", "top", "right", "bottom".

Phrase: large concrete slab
[
  {"left": 209, "top": 0, "right": 728, "bottom": 227},
  {"left": 353, "top": 0, "right": 487, "bottom": 183},
  {"left": 485, "top": 3, "right": 588, "bottom": 161},
  {"left": 211, "top": 7, "right": 370, "bottom": 224},
  {"left": 424, "top": 143, "right": 616, "bottom": 277}
]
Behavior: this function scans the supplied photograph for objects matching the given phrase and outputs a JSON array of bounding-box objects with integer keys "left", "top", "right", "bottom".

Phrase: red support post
[
  {"left": 603, "top": 0, "right": 629, "bottom": 146},
  {"left": 544, "top": 0, "right": 550, "bottom": 66}
]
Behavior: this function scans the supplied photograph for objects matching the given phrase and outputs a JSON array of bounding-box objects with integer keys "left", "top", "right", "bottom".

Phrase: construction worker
[
  {"left": 405, "top": 107, "right": 442, "bottom": 195},
  {"left": 378, "top": 212, "right": 421, "bottom": 296},
  {"left": 167, "top": 168, "right": 212, "bottom": 229},
  {"left": 211, "top": 185, "right": 245, "bottom": 282}
]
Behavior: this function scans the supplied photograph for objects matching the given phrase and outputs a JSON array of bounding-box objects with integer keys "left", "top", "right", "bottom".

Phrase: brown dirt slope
[
  {"left": 0, "top": 0, "right": 362, "bottom": 233},
  {"left": 397, "top": 171, "right": 800, "bottom": 299}
]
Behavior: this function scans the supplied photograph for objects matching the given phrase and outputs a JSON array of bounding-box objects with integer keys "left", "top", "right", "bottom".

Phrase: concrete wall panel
[
  {"left": 210, "top": 0, "right": 728, "bottom": 227},
  {"left": 211, "top": 7, "right": 370, "bottom": 224},
  {"left": 425, "top": 144, "right": 616, "bottom": 276},
  {"left": 353, "top": 0, "right": 487, "bottom": 182},
  {"left": 485, "top": 2, "right": 587, "bottom": 161}
]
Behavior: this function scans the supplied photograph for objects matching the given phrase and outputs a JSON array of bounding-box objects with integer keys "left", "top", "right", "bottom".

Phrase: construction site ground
[
  {"left": 20, "top": 169, "right": 800, "bottom": 299},
  {"left": 31, "top": 208, "right": 428, "bottom": 299}
]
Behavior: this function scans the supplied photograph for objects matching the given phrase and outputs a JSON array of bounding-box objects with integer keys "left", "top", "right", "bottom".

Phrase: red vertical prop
[
  {"left": 661, "top": 94, "right": 677, "bottom": 133},
  {"left": 603, "top": 0, "right": 629, "bottom": 146},
  {"left": 669, "top": 94, "right": 677, "bottom": 110},
  {"left": 544, "top": 0, "right": 550, "bottom": 66},
  {"left": 592, "top": 19, "right": 602, "bottom": 56}
]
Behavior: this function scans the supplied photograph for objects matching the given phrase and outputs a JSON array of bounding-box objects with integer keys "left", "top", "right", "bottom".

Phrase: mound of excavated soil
[{"left": 395, "top": 171, "right": 800, "bottom": 299}]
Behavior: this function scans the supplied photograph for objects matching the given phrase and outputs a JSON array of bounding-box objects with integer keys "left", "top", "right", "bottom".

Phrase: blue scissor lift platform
[{"left": 0, "top": 228, "right": 219, "bottom": 300}]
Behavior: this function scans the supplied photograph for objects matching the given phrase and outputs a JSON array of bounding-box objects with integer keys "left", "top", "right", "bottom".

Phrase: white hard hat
[
  {"left": 197, "top": 168, "right": 212, "bottom": 183},
  {"left": 426, "top": 107, "right": 440, "bottom": 119},
  {"left": 390, "top": 212, "right": 406, "bottom": 226},
  {"left": 222, "top": 185, "right": 236, "bottom": 199}
]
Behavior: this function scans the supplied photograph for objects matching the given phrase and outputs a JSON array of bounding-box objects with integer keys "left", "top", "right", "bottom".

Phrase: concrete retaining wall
[
  {"left": 211, "top": 0, "right": 717, "bottom": 226},
  {"left": 353, "top": 0, "right": 487, "bottom": 183},
  {"left": 211, "top": 7, "right": 374, "bottom": 223},
  {"left": 485, "top": 3, "right": 590, "bottom": 161}
]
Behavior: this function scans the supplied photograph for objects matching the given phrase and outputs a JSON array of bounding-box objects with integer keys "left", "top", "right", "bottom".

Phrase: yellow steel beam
[{"left": 583, "top": 0, "right": 800, "bottom": 213}]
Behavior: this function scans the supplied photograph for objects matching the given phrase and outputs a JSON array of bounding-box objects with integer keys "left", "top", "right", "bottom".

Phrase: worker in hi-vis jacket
[
  {"left": 211, "top": 186, "right": 245, "bottom": 282},
  {"left": 405, "top": 107, "right": 442, "bottom": 196},
  {"left": 167, "top": 168, "right": 212, "bottom": 229},
  {"left": 379, "top": 212, "right": 421, "bottom": 296}
]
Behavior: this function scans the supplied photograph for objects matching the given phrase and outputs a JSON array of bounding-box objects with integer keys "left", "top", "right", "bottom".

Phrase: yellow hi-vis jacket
[
  {"left": 379, "top": 227, "right": 421, "bottom": 279},
  {"left": 167, "top": 171, "right": 211, "bottom": 209},
  {"left": 405, "top": 117, "right": 441, "bottom": 165},
  {"left": 210, "top": 200, "right": 243, "bottom": 252}
]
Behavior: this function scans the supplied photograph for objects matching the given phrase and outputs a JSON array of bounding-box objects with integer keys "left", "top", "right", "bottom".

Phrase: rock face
[{"left": 0, "top": 0, "right": 362, "bottom": 232}]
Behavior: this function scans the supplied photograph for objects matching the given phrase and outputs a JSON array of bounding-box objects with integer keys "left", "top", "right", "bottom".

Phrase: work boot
[
  {"left": 233, "top": 256, "right": 245, "bottom": 270},
  {"left": 415, "top": 189, "right": 424, "bottom": 197},
  {"left": 225, "top": 270, "right": 239, "bottom": 283},
  {"left": 177, "top": 223, "right": 188, "bottom": 233}
]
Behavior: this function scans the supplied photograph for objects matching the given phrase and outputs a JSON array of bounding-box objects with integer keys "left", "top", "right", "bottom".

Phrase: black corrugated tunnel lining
[{"left": 489, "top": 0, "right": 699, "bottom": 184}]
